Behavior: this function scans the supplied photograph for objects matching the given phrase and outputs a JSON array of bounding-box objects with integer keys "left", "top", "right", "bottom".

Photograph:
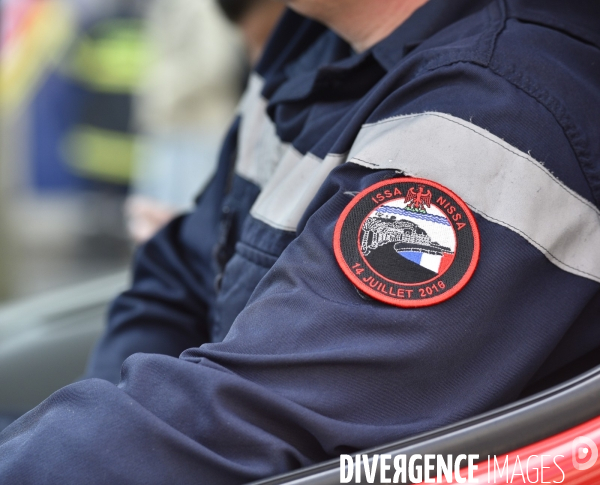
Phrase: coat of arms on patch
[{"left": 333, "top": 177, "right": 480, "bottom": 307}]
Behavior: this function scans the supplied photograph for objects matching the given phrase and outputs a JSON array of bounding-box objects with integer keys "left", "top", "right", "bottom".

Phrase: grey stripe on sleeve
[
  {"left": 236, "top": 74, "right": 289, "bottom": 188},
  {"left": 235, "top": 73, "right": 347, "bottom": 232},
  {"left": 348, "top": 112, "right": 600, "bottom": 283}
]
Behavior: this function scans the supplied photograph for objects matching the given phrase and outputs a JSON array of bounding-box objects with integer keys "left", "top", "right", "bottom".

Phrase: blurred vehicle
[
  {"left": 250, "top": 360, "right": 600, "bottom": 484},
  {"left": 0, "top": 272, "right": 128, "bottom": 420},
  {"left": 254, "top": 400, "right": 600, "bottom": 484}
]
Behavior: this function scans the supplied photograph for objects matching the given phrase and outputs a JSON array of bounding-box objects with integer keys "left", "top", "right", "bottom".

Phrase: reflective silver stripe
[
  {"left": 236, "top": 73, "right": 288, "bottom": 188},
  {"left": 348, "top": 112, "right": 600, "bottom": 283},
  {"left": 237, "top": 73, "right": 347, "bottom": 231},
  {"left": 250, "top": 149, "right": 346, "bottom": 231}
]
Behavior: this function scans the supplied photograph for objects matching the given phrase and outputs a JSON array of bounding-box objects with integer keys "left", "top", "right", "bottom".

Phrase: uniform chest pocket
[{"left": 210, "top": 241, "right": 281, "bottom": 342}]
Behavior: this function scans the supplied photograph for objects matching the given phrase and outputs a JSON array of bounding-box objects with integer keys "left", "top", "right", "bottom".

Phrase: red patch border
[{"left": 333, "top": 177, "right": 480, "bottom": 308}]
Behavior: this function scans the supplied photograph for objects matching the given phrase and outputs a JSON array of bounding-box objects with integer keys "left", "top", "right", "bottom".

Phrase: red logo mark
[{"left": 405, "top": 186, "right": 432, "bottom": 213}]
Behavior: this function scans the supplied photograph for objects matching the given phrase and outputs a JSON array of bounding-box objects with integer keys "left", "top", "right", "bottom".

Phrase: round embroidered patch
[{"left": 334, "top": 177, "right": 480, "bottom": 307}]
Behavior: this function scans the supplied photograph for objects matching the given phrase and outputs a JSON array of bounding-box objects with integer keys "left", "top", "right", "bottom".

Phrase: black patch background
[{"left": 366, "top": 243, "right": 437, "bottom": 283}]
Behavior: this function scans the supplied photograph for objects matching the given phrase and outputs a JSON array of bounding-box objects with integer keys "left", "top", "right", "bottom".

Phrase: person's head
[{"left": 284, "top": 0, "right": 429, "bottom": 52}]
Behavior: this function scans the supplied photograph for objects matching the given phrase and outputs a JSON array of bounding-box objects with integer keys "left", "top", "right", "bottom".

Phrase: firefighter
[{"left": 1, "top": 1, "right": 599, "bottom": 483}]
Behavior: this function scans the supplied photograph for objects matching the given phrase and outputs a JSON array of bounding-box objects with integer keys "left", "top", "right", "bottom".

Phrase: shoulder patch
[{"left": 334, "top": 177, "right": 480, "bottom": 307}]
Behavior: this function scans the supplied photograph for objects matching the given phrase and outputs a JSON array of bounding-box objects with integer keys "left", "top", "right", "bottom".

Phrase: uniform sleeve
[
  {"left": 83, "top": 213, "right": 210, "bottom": 384},
  {"left": 83, "top": 120, "right": 241, "bottom": 384},
  {"left": 1, "top": 66, "right": 600, "bottom": 484}
]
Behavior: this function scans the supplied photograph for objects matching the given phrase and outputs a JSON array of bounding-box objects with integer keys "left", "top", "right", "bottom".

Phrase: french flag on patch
[{"left": 398, "top": 251, "right": 454, "bottom": 275}]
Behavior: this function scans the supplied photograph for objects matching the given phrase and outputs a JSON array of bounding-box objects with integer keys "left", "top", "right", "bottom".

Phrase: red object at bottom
[{"left": 441, "top": 415, "right": 600, "bottom": 484}]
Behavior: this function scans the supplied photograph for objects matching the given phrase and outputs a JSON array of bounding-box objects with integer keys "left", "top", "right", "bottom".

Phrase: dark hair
[{"left": 216, "top": 0, "right": 264, "bottom": 23}]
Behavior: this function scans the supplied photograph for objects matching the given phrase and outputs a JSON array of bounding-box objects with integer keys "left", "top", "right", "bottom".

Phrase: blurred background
[
  {"left": 0, "top": 0, "right": 284, "bottom": 426},
  {"left": 0, "top": 0, "right": 245, "bottom": 301}
]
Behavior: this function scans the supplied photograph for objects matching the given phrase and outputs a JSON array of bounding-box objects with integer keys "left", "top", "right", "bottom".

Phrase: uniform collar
[
  {"left": 267, "top": 0, "right": 494, "bottom": 106},
  {"left": 371, "top": 0, "right": 494, "bottom": 71}
]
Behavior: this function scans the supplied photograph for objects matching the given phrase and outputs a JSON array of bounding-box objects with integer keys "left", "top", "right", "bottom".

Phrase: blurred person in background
[
  {"left": 126, "top": 0, "right": 284, "bottom": 244},
  {"left": 60, "top": 0, "right": 147, "bottom": 256},
  {"left": 0, "top": 0, "right": 148, "bottom": 300}
]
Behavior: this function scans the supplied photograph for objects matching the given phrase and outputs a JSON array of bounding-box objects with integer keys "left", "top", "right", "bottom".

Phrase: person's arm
[
  {"left": 84, "top": 120, "right": 242, "bottom": 384},
  {"left": 84, "top": 215, "right": 209, "bottom": 383},
  {"left": 2, "top": 66, "right": 599, "bottom": 484}
]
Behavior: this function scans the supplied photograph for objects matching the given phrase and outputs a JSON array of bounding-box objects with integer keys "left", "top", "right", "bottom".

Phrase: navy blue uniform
[{"left": 1, "top": 0, "right": 600, "bottom": 483}]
